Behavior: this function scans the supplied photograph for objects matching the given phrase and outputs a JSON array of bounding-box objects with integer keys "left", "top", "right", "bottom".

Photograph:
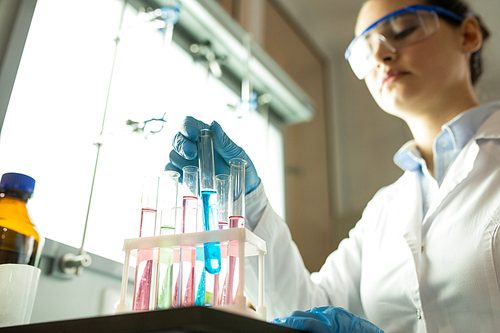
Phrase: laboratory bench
[{"left": 0, "top": 306, "right": 304, "bottom": 332}]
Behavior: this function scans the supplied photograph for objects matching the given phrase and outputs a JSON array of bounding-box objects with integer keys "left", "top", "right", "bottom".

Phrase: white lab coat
[{"left": 245, "top": 108, "right": 500, "bottom": 332}]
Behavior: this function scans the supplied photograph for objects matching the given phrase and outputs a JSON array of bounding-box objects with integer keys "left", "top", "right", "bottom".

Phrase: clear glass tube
[
  {"left": 179, "top": 166, "right": 198, "bottom": 307},
  {"left": 181, "top": 166, "right": 199, "bottom": 234},
  {"left": 158, "top": 171, "right": 180, "bottom": 233},
  {"left": 229, "top": 158, "right": 247, "bottom": 228},
  {"left": 171, "top": 247, "right": 180, "bottom": 308},
  {"left": 198, "top": 129, "right": 218, "bottom": 232},
  {"left": 133, "top": 176, "right": 159, "bottom": 311},
  {"left": 215, "top": 174, "right": 231, "bottom": 230},
  {"left": 197, "top": 129, "right": 221, "bottom": 277},
  {"left": 198, "top": 129, "right": 215, "bottom": 192},
  {"left": 156, "top": 171, "right": 179, "bottom": 310},
  {"left": 227, "top": 158, "right": 246, "bottom": 304},
  {"left": 214, "top": 174, "right": 231, "bottom": 305},
  {"left": 139, "top": 176, "right": 159, "bottom": 237}
]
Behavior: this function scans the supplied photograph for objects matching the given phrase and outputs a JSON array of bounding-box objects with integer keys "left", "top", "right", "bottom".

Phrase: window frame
[{"left": 0, "top": 0, "right": 314, "bottom": 274}]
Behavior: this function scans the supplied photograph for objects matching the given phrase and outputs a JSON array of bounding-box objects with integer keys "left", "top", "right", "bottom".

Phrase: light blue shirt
[{"left": 393, "top": 101, "right": 500, "bottom": 218}]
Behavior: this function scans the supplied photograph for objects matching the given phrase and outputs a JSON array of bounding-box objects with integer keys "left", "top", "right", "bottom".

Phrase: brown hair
[{"left": 424, "top": 0, "right": 490, "bottom": 85}]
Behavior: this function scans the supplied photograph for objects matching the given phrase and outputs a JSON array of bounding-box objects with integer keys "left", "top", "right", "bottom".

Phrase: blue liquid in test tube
[
  {"left": 201, "top": 190, "right": 221, "bottom": 275},
  {"left": 198, "top": 129, "right": 221, "bottom": 276},
  {"left": 194, "top": 244, "right": 206, "bottom": 305}
]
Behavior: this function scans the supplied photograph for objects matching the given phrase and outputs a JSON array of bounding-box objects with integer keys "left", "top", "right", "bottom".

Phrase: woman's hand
[
  {"left": 165, "top": 116, "right": 260, "bottom": 194},
  {"left": 271, "top": 306, "right": 384, "bottom": 333}
]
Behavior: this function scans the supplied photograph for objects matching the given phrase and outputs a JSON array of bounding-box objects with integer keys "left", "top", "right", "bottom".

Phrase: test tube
[
  {"left": 180, "top": 166, "right": 198, "bottom": 307},
  {"left": 157, "top": 171, "right": 180, "bottom": 234},
  {"left": 214, "top": 174, "right": 231, "bottom": 305},
  {"left": 216, "top": 174, "right": 231, "bottom": 230},
  {"left": 156, "top": 171, "right": 179, "bottom": 310},
  {"left": 198, "top": 129, "right": 221, "bottom": 277},
  {"left": 227, "top": 158, "right": 247, "bottom": 304},
  {"left": 182, "top": 166, "right": 199, "bottom": 233},
  {"left": 133, "top": 176, "right": 159, "bottom": 311},
  {"left": 229, "top": 158, "right": 247, "bottom": 228}
]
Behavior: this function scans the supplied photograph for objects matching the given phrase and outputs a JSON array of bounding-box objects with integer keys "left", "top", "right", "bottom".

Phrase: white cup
[{"left": 0, "top": 264, "right": 41, "bottom": 327}]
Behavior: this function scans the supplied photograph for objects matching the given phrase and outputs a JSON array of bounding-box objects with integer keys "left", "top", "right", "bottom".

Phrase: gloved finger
[
  {"left": 210, "top": 120, "right": 260, "bottom": 194},
  {"left": 271, "top": 311, "right": 331, "bottom": 333},
  {"left": 164, "top": 163, "right": 183, "bottom": 182},
  {"left": 173, "top": 117, "right": 210, "bottom": 160},
  {"left": 164, "top": 161, "right": 180, "bottom": 173},
  {"left": 172, "top": 131, "right": 198, "bottom": 160},
  {"left": 312, "top": 307, "right": 384, "bottom": 333},
  {"left": 210, "top": 120, "right": 246, "bottom": 161},
  {"left": 179, "top": 116, "right": 210, "bottom": 141},
  {"left": 213, "top": 153, "right": 230, "bottom": 176},
  {"left": 272, "top": 307, "right": 384, "bottom": 333},
  {"left": 167, "top": 150, "right": 198, "bottom": 176}
]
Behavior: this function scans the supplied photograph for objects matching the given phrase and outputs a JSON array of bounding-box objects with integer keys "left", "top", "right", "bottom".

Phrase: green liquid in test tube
[{"left": 156, "top": 171, "right": 180, "bottom": 310}]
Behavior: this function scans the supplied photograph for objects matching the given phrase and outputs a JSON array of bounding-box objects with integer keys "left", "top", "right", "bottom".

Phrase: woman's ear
[{"left": 460, "top": 17, "right": 482, "bottom": 54}]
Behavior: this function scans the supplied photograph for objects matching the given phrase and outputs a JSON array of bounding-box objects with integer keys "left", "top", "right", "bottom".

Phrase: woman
[{"left": 166, "top": 0, "right": 500, "bottom": 331}]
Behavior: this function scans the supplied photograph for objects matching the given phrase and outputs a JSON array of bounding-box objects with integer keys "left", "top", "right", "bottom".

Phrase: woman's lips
[{"left": 381, "top": 70, "right": 409, "bottom": 88}]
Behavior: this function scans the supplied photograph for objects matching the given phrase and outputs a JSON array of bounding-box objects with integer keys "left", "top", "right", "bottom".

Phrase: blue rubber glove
[
  {"left": 271, "top": 307, "right": 384, "bottom": 333},
  {"left": 165, "top": 116, "right": 261, "bottom": 194}
]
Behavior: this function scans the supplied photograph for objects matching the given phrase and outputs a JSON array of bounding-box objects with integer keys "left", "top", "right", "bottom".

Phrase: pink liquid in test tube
[
  {"left": 214, "top": 174, "right": 231, "bottom": 305},
  {"left": 133, "top": 208, "right": 157, "bottom": 311},
  {"left": 226, "top": 158, "right": 247, "bottom": 305},
  {"left": 214, "top": 221, "right": 229, "bottom": 305},
  {"left": 215, "top": 240, "right": 228, "bottom": 305},
  {"left": 134, "top": 252, "right": 153, "bottom": 310},
  {"left": 229, "top": 216, "right": 244, "bottom": 229},
  {"left": 180, "top": 195, "right": 198, "bottom": 307},
  {"left": 171, "top": 247, "right": 180, "bottom": 308},
  {"left": 226, "top": 216, "right": 244, "bottom": 304},
  {"left": 181, "top": 245, "right": 196, "bottom": 306}
]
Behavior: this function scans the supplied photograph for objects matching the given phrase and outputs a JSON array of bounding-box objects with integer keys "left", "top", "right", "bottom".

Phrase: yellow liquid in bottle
[{"left": 0, "top": 196, "right": 41, "bottom": 266}]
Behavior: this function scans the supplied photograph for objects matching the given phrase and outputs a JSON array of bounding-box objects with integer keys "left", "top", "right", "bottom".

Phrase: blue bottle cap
[{"left": 0, "top": 173, "right": 36, "bottom": 195}]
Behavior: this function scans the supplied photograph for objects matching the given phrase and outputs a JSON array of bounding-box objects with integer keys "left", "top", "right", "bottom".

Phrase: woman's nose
[{"left": 372, "top": 35, "right": 397, "bottom": 64}]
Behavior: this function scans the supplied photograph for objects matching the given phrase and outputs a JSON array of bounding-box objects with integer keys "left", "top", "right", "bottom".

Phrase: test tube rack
[{"left": 115, "top": 228, "right": 267, "bottom": 320}]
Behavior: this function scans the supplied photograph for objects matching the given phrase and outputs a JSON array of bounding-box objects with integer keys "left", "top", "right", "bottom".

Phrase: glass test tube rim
[
  {"left": 158, "top": 170, "right": 180, "bottom": 233},
  {"left": 163, "top": 170, "right": 180, "bottom": 179},
  {"left": 229, "top": 157, "right": 247, "bottom": 167},
  {"left": 182, "top": 165, "right": 199, "bottom": 196},
  {"left": 215, "top": 174, "right": 231, "bottom": 229},
  {"left": 229, "top": 157, "right": 247, "bottom": 222}
]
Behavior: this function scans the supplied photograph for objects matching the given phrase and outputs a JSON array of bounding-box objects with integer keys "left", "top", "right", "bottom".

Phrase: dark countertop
[{"left": 0, "top": 306, "right": 304, "bottom": 333}]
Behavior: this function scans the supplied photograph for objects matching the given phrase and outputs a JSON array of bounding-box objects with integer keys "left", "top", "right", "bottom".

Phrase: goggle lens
[{"left": 345, "top": 5, "right": 462, "bottom": 79}]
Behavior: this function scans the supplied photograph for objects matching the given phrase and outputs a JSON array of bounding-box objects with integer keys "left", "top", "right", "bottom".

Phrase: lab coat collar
[
  {"left": 473, "top": 105, "right": 500, "bottom": 140},
  {"left": 393, "top": 141, "right": 421, "bottom": 172},
  {"left": 397, "top": 106, "right": 500, "bottom": 278},
  {"left": 422, "top": 107, "right": 500, "bottom": 233},
  {"left": 393, "top": 102, "right": 500, "bottom": 173}
]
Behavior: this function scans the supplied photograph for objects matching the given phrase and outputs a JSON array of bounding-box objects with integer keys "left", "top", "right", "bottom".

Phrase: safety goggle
[{"left": 345, "top": 5, "right": 463, "bottom": 80}]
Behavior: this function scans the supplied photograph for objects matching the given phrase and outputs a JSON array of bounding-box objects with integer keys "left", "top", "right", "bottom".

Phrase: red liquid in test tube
[
  {"left": 133, "top": 207, "right": 157, "bottom": 311},
  {"left": 226, "top": 158, "right": 247, "bottom": 305}
]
